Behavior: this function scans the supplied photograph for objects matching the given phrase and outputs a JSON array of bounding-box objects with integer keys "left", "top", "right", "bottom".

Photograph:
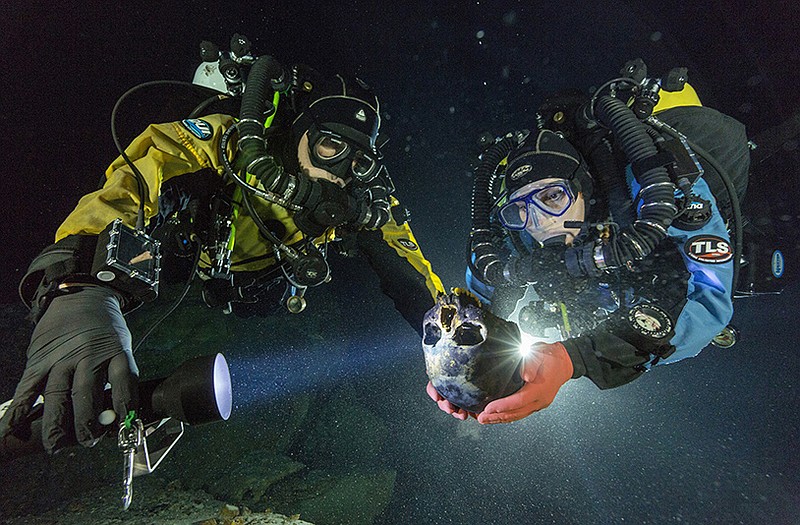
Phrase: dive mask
[
  {"left": 498, "top": 181, "right": 576, "bottom": 230},
  {"left": 309, "top": 127, "right": 383, "bottom": 183}
]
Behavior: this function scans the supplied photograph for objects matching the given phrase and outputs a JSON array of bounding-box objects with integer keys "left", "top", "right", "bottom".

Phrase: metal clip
[
  {"left": 118, "top": 413, "right": 144, "bottom": 511},
  {"left": 286, "top": 284, "right": 307, "bottom": 313}
]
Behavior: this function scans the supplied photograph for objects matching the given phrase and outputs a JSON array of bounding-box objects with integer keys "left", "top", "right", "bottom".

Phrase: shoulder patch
[
  {"left": 181, "top": 119, "right": 213, "bottom": 140},
  {"left": 628, "top": 304, "right": 672, "bottom": 339},
  {"left": 685, "top": 235, "right": 733, "bottom": 264},
  {"left": 395, "top": 238, "right": 418, "bottom": 251},
  {"left": 771, "top": 250, "right": 785, "bottom": 278}
]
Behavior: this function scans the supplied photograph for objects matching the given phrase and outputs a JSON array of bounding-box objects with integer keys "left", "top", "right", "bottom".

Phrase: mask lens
[
  {"left": 532, "top": 185, "right": 571, "bottom": 214},
  {"left": 351, "top": 150, "right": 379, "bottom": 182},
  {"left": 499, "top": 182, "right": 574, "bottom": 231},
  {"left": 314, "top": 135, "right": 349, "bottom": 161},
  {"left": 498, "top": 200, "right": 529, "bottom": 230}
]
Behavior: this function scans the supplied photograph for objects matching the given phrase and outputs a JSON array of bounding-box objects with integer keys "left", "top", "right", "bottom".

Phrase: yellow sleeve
[
  {"left": 353, "top": 196, "right": 444, "bottom": 334},
  {"left": 375, "top": 197, "right": 445, "bottom": 299},
  {"left": 55, "top": 114, "right": 235, "bottom": 241},
  {"left": 653, "top": 83, "right": 703, "bottom": 114}
]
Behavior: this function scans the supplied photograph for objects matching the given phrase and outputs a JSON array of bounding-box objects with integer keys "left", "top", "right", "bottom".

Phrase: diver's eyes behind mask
[
  {"left": 314, "top": 135, "right": 349, "bottom": 161},
  {"left": 534, "top": 185, "right": 571, "bottom": 212},
  {"left": 498, "top": 182, "right": 575, "bottom": 230},
  {"left": 351, "top": 150, "right": 379, "bottom": 181},
  {"left": 310, "top": 131, "right": 381, "bottom": 183}
]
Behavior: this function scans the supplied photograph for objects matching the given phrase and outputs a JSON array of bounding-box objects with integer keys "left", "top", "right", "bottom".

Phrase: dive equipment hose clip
[
  {"left": 118, "top": 413, "right": 144, "bottom": 511},
  {"left": 116, "top": 412, "right": 187, "bottom": 510}
]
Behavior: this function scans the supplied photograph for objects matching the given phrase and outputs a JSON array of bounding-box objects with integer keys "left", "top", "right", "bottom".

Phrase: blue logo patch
[
  {"left": 771, "top": 250, "right": 785, "bottom": 278},
  {"left": 181, "top": 119, "right": 213, "bottom": 140}
]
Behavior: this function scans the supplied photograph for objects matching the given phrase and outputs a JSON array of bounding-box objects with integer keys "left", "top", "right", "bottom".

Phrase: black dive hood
[
  {"left": 469, "top": 95, "right": 678, "bottom": 285},
  {"left": 291, "top": 75, "right": 383, "bottom": 154}
]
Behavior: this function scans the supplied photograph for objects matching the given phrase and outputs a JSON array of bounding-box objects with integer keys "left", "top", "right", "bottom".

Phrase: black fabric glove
[
  {"left": 294, "top": 179, "right": 361, "bottom": 237},
  {"left": 0, "top": 285, "right": 138, "bottom": 454}
]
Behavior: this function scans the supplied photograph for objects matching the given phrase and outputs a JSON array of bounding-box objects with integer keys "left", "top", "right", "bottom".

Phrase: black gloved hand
[
  {"left": 0, "top": 285, "right": 138, "bottom": 454},
  {"left": 294, "top": 179, "right": 362, "bottom": 237}
]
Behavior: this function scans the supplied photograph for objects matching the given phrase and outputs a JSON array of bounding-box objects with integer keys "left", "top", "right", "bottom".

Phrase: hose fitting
[
  {"left": 566, "top": 96, "right": 676, "bottom": 276},
  {"left": 468, "top": 134, "right": 523, "bottom": 285}
]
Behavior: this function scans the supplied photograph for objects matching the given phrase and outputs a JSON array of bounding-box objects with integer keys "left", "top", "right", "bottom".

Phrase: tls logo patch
[
  {"left": 396, "top": 238, "right": 418, "bottom": 251},
  {"left": 181, "top": 119, "right": 213, "bottom": 140},
  {"left": 685, "top": 235, "right": 733, "bottom": 264}
]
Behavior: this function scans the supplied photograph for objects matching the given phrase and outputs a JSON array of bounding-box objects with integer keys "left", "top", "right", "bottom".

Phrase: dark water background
[{"left": 2, "top": 1, "right": 799, "bottom": 523}]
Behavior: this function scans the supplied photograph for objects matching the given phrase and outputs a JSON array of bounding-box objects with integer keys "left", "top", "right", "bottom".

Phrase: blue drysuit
[{"left": 468, "top": 104, "right": 748, "bottom": 389}]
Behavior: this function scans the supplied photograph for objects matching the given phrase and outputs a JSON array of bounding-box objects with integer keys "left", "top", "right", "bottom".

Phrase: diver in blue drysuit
[{"left": 431, "top": 85, "right": 750, "bottom": 423}]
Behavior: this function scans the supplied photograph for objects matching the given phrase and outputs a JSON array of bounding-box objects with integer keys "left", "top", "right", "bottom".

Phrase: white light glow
[
  {"left": 213, "top": 353, "right": 233, "bottom": 421},
  {"left": 518, "top": 332, "right": 535, "bottom": 358},
  {"left": 519, "top": 331, "right": 554, "bottom": 359}
]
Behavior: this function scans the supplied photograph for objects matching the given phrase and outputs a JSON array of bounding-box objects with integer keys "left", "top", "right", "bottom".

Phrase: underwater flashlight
[
  {"left": 139, "top": 352, "right": 232, "bottom": 425},
  {"left": 0, "top": 353, "right": 232, "bottom": 461}
]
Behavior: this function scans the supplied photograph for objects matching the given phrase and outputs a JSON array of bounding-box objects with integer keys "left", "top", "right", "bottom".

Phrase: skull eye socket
[
  {"left": 453, "top": 323, "right": 484, "bottom": 346},
  {"left": 423, "top": 322, "right": 442, "bottom": 346}
]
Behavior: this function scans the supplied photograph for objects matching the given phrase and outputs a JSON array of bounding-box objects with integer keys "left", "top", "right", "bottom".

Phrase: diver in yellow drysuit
[{"left": 1, "top": 60, "right": 444, "bottom": 454}]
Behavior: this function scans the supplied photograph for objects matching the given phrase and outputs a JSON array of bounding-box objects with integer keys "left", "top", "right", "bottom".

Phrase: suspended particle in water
[
  {"left": 476, "top": 30, "right": 485, "bottom": 39},
  {"left": 747, "top": 75, "right": 762, "bottom": 87},
  {"left": 502, "top": 11, "right": 517, "bottom": 26},
  {"left": 650, "top": 31, "right": 663, "bottom": 42}
]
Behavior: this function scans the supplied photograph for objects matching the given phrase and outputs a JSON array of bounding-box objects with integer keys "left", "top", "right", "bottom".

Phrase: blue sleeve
[
  {"left": 627, "top": 169, "right": 734, "bottom": 363},
  {"left": 662, "top": 178, "right": 734, "bottom": 362},
  {"left": 466, "top": 253, "right": 495, "bottom": 305}
]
